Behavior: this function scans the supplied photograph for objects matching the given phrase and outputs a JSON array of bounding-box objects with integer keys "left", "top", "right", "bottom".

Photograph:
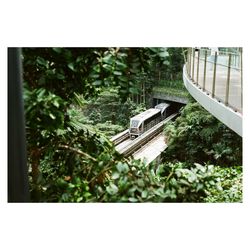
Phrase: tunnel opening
[{"left": 152, "top": 98, "right": 186, "bottom": 113}]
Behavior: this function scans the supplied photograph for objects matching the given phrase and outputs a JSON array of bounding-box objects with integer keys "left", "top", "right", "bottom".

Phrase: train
[{"left": 129, "top": 103, "right": 171, "bottom": 139}]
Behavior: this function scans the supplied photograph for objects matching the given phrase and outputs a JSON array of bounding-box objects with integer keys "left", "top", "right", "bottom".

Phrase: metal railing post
[
  {"left": 196, "top": 49, "right": 200, "bottom": 84},
  {"left": 203, "top": 50, "right": 207, "bottom": 91},
  {"left": 189, "top": 48, "right": 192, "bottom": 76},
  {"left": 225, "top": 54, "right": 232, "bottom": 106},
  {"left": 212, "top": 52, "right": 217, "bottom": 98},
  {"left": 192, "top": 48, "right": 195, "bottom": 80}
]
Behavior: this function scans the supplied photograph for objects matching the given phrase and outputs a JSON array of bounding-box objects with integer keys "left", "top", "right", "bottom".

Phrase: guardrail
[
  {"left": 185, "top": 48, "right": 242, "bottom": 113},
  {"left": 117, "top": 112, "right": 179, "bottom": 156}
]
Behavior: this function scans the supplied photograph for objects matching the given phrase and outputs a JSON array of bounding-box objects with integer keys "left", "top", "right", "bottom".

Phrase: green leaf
[
  {"left": 106, "top": 183, "right": 119, "bottom": 195},
  {"left": 159, "top": 51, "right": 169, "bottom": 57},
  {"left": 112, "top": 172, "right": 120, "bottom": 180},
  {"left": 102, "top": 54, "right": 113, "bottom": 64},
  {"left": 103, "top": 64, "right": 113, "bottom": 71},
  {"left": 93, "top": 65, "right": 100, "bottom": 73},
  {"left": 116, "top": 162, "right": 129, "bottom": 173},
  {"left": 116, "top": 61, "right": 127, "bottom": 70},
  {"left": 93, "top": 80, "right": 102, "bottom": 86},
  {"left": 84, "top": 192, "right": 92, "bottom": 199},
  {"left": 118, "top": 75, "right": 128, "bottom": 82},
  {"left": 37, "top": 88, "right": 46, "bottom": 102},
  {"left": 52, "top": 48, "right": 62, "bottom": 53},
  {"left": 148, "top": 48, "right": 159, "bottom": 53},
  {"left": 57, "top": 73, "right": 65, "bottom": 80},
  {"left": 52, "top": 99, "right": 60, "bottom": 108},
  {"left": 137, "top": 179, "right": 144, "bottom": 187},
  {"left": 68, "top": 62, "right": 75, "bottom": 71},
  {"left": 128, "top": 197, "right": 138, "bottom": 202},
  {"left": 113, "top": 71, "right": 122, "bottom": 76},
  {"left": 187, "top": 171, "right": 197, "bottom": 182},
  {"left": 163, "top": 60, "right": 170, "bottom": 65},
  {"left": 141, "top": 190, "right": 148, "bottom": 198},
  {"left": 76, "top": 56, "right": 83, "bottom": 63},
  {"left": 49, "top": 113, "right": 56, "bottom": 120},
  {"left": 37, "top": 57, "right": 48, "bottom": 68},
  {"left": 77, "top": 197, "right": 83, "bottom": 202}
]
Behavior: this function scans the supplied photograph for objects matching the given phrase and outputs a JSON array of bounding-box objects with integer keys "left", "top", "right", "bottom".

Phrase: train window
[
  {"left": 139, "top": 124, "right": 143, "bottom": 132},
  {"left": 131, "top": 120, "right": 139, "bottom": 127}
]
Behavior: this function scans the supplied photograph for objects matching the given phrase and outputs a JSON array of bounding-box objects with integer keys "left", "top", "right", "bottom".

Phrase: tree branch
[{"left": 58, "top": 145, "right": 97, "bottom": 162}]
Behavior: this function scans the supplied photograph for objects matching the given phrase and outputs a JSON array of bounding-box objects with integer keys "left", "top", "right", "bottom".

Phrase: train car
[
  {"left": 154, "top": 102, "right": 171, "bottom": 120},
  {"left": 129, "top": 108, "right": 161, "bottom": 139},
  {"left": 129, "top": 103, "right": 171, "bottom": 139}
]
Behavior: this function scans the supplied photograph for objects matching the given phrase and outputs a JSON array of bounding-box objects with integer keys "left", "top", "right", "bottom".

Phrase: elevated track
[
  {"left": 133, "top": 133, "right": 167, "bottom": 165},
  {"left": 111, "top": 112, "right": 178, "bottom": 163}
]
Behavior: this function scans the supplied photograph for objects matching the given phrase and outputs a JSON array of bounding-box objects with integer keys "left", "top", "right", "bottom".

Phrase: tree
[
  {"left": 22, "top": 47, "right": 170, "bottom": 200},
  {"left": 163, "top": 102, "right": 242, "bottom": 167}
]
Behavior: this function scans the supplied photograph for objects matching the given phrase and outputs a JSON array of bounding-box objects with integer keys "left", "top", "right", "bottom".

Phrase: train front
[{"left": 129, "top": 119, "right": 140, "bottom": 139}]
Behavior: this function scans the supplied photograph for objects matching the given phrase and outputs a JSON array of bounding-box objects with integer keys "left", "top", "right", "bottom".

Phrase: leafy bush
[
  {"left": 97, "top": 161, "right": 242, "bottom": 203},
  {"left": 204, "top": 166, "right": 242, "bottom": 202},
  {"left": 163, "top": 102, "right": 242, "bottom": 167},
  {"left": 95, "top": 121, "right": 124, "bottom": 137},
  {"left": 22, "top": 47, "right": 170, "bottom": 102},
  {"left": 84, "top": 88, "right": 146, "bottom": 130}
]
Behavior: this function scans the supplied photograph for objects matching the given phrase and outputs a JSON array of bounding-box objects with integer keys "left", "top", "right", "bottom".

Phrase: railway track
[
  {"left": 112, "top": 112, "right": 178, "bottom": 157},
  {"left": 110, "top": 129, "right": 129, "bottom": 146}
]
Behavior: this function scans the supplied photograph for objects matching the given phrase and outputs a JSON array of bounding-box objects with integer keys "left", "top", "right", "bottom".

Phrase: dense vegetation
[
  {"left": 163, "top": 101, "right": 242, "bottom": 202},
  {"left": 163, "top": 102, "right": 242, "bottom": 167},
  {"left": 81, "top": 88, "right": 146, "bottom": 136},
  {"left": 22, "top": 47, "right": 242, "bottom": 202}
]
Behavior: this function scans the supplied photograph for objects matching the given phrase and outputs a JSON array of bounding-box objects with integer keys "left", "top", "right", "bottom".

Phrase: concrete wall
[
  {"left": 183, "top": 65, "right": 242, "bottom": 137},
  {"left": 152, "top": 92, "right": 189, "bottom": 104}
]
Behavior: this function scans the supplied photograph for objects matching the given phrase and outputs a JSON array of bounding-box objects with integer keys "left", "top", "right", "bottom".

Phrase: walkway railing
[{"left": 185, "top": 48, "right": 242, "bottom": 113}]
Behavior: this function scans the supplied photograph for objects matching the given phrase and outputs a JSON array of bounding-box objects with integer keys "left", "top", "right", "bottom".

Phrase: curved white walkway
[{"left": 183, "top": 65, "right": 242, "bottom": 136}]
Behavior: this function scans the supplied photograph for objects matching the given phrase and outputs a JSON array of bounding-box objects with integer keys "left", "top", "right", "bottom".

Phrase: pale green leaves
[
  {"left": 67, "top": 62, "right": 76, "bottom": 71},
  {"left": 116, "top": 162, "right": 129, "bottom": 173},
  {"left": 52, "top": 47, "right": 62, "bottom": 54},
  {"left": 159, "top": 51, "right": 169, "bottom": 57},
  {"left": 106, "top": 183, "right": 118, "bottom": 195},
  {"left": 36, "top": 56, "right": 49, "bottom": 68}
]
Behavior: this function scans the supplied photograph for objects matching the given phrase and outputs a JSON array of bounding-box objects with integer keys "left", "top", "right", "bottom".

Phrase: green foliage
[
  {"left": 24, "top": 92, "right": 242, "bottom": 203},
  {"left": 24, "top": 87, "right": 67, "bottom": 148},
  {"left": 157, "top": 163, "right": 242, "bottom": 202},
  {"left": 28, "top": 117, "right": 119, "bottom": 202},
  {"left": 150, "top": 48, "right": 185, "bottom": 84},
  {"left": 163, "top": 102, "right": 242, "bottom": 166},
  {"left": 204, "top": 166, "right": 242, "bottom": 202},
  {"left": 83, "top": 88, "right": 146, "bottom": 130},
  {"left": 98, "top": 161, "right": 242, "bottom": 203},
  {"left": 153, "top": 86, "right": 189, "bottom": 98},
  {"left": 166, "top": 48, "right": 186, "bottom": 80},
  {"left": 157, "top": 79, "right": 186, "bottom": 90},
  {"left": 22, "top": 48, "right": 242, "bottom": 203},
  {"left": 95, "top": 121, "right": 124, "bottom": 137},
  {"left": 22, "top": 47, "right": 170, "bottom": 101}
]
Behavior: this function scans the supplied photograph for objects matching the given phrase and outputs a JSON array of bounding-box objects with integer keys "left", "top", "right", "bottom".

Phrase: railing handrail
[
  {"left": 185, "top": 47, "right": 242, "bottom": 113},
  {"left": 198, "top": 47, "right": 241, "bottom": 57},
  {"left": 197, "top": 56, "right": 241, "bottom": 71}
]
